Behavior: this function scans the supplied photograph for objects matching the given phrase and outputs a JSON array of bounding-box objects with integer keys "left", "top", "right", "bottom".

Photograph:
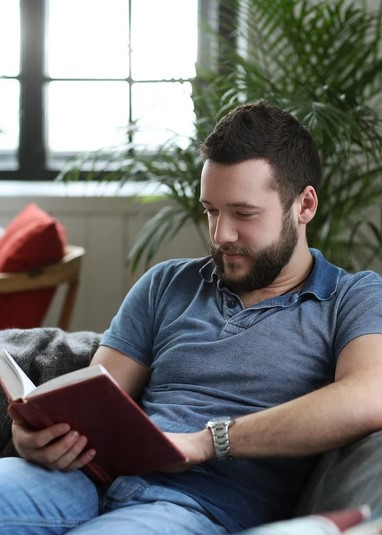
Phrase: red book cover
[{"left": 1, "top": 360, "right": 187, "bottom": 485}]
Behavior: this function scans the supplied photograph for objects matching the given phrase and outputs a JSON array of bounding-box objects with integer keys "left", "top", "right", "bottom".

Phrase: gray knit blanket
[{"left": 0, "top": 328, "right": 101, "bottom": 456}]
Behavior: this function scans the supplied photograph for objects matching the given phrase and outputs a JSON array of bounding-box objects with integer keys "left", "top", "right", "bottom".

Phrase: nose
[{"left": 212, "top": 214, "right": 238, "bottom": 244}]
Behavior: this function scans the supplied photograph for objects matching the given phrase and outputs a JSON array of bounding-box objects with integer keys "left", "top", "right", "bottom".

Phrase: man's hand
[
  {"left": 8, "top": 405, "right": 96, "bottom": 472},
  {"left": 163, "top": 429, "right": 215, "bottom": 471}
]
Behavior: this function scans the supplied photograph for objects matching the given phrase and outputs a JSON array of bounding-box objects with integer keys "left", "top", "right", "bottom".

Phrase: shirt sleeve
[
  {"left": 100, "top": 264, "right": 163, "bottom": 368},
  {"left": 334, "top": 270, "right": 382, "bottom": 357}
]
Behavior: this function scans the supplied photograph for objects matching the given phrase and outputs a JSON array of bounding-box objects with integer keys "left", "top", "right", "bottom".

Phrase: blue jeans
[{"left": 0, "top": 458, "right": 230, "bottom": 534}]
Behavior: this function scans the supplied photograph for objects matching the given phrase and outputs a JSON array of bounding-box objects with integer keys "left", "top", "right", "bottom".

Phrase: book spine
[{"left": 82, "top": 461, "right": 112, "bottom": 486}]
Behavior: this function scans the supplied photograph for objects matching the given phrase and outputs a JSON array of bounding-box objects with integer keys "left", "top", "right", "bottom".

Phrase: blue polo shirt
[{"left": 101, "top": 249, "right": 382, "bottom": 532}]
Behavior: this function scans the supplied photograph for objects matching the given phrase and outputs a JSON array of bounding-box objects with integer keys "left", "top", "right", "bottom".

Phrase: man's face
[{"left": 200, "top": 159, "right": 299, "bottom": 293}]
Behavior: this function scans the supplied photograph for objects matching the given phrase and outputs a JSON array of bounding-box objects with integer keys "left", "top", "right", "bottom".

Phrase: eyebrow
[{"left": 200, "top": 199, "right": 263, "bottom": 210}]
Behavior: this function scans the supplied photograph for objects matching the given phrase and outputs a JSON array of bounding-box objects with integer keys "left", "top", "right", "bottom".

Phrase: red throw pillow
[{"left": 0, "top": 204, "right": 67, "bottom": 329}]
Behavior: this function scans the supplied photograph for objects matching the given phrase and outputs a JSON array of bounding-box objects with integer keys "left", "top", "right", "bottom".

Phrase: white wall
[{"left": 0, "top": 183, "right": 208, "bottom": 334}]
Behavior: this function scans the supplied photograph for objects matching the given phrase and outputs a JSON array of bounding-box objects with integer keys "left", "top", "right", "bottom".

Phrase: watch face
[{"left": 207, "top": 417, "right": 232, "bottom": 427}]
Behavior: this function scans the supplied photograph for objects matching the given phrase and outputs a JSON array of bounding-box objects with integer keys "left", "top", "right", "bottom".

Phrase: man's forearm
[
  {"left": 167, "top": 335, "right": 382, "bottom": 466},
  {"left": 167, "top": 376, "right": 382, "bottom": 468},
  {"left": 229, "top": 377, "right": 382, "bottom": 459}
]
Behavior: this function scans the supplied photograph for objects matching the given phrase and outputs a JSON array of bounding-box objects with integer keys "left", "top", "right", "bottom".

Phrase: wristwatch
[{"left": 206, "top": 417, "right": 235, "bottom": 461}]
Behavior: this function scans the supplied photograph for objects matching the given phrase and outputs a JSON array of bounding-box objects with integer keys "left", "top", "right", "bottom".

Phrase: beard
[{"left": 211, "top": 210, "right": 299, "bottom": 293}]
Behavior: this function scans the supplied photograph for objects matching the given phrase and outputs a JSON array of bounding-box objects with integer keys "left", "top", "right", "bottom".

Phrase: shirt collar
[
  {"left": 199, "top": 248, "right": 342, "bottom": 302},
  {"left": 299, "top": 248, "right": 341, "bottom": 300}
]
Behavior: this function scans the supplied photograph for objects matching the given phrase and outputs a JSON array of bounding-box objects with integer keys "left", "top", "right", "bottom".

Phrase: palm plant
[
  {"left": 58, "top": 114, "right": 211, "bottom": 274},
  {"left": 60, "top": 0, "right": 382, "bottom": 273},
  {"left": 121, "top": 136, "right": 208, "bottom": 274},
  {"left": 215, "top": 0, "right": 382, "bottom": 270}
]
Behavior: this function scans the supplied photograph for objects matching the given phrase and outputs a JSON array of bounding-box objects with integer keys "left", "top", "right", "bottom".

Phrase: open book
[{"left": 0, "top": 347, "right": 187, "bottom": 485}]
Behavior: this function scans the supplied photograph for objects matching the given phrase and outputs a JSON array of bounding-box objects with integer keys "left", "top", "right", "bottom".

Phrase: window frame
[{"left": 0, "top": 0, "right": 234, "bottom": 181}]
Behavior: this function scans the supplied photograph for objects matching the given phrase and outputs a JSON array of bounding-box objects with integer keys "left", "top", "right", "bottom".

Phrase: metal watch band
[{"left": 206, "top": 418, "right": 234, "bottom": 462}]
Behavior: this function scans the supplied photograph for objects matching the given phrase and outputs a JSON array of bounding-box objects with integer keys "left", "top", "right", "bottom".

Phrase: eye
[{"left": 237, "top": 212, "right": 257, "bottom": 218}]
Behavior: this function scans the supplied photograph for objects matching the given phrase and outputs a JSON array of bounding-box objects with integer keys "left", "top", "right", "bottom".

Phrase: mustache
[{"left": 210, "top": 244, "right": 254, "bottom": 257}]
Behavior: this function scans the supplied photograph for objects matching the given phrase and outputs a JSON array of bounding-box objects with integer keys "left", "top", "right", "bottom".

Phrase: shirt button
[{"left": 227, "top": 300, "right": 236, "bottom": 308}]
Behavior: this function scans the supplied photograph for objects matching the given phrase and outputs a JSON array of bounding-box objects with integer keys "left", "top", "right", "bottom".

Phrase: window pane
[
  {"left": 131, "top": 0, "right": 197, "bottom": 80},
  {"left": 46, "top": 81, "right": 129, "bottom": 154},
  {"left": 132, "top": 82, "right": 195, "bottom": 149},
  {"left": 0, "top": 80, "right": 19, "bottom": 166},
  {"left": 46, "top": 0, "right": 129, "bottom": 78},
  {"left": 0, "top": 0, "right": 20, "bottom": 76}
]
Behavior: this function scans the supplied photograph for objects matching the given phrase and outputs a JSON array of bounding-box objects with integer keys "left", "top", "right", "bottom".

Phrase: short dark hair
[{"left": 199, "top": 100, "right": 322, "bottom": 210}]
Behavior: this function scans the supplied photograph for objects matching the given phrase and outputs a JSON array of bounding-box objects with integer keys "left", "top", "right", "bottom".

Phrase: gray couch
[{"left": 0, "top": 328, "right": 381, "bottom": 525}]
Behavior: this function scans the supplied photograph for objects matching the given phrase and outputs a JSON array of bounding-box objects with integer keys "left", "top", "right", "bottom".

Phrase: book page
[
  {"left": 0, "top": 347, "right": 36, "bottom": 400},
  {"left": 28, "top": 364, "right": 108, "bottom": 398}
]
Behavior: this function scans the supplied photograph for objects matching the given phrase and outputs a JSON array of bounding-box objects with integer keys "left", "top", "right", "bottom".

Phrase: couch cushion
[
  {"left": 294, "top": 431, "right": 382, "bottom": 517},
  {"left": 0, "top": 204, "right": 66, "bottom": 329}
]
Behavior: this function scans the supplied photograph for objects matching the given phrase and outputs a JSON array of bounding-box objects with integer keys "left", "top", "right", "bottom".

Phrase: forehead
[{"left": 200, "top": 159, "right": 278, "bottom": 206}]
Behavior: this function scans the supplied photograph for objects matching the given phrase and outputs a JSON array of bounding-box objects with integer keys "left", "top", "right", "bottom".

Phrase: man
[{"left": 1, "top": 101, "right": 382, "bottom": 534}]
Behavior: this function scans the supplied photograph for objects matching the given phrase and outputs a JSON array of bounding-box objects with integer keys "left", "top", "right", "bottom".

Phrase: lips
[
  {"left": 212, "top": 245, "right": 250, "bottom": 263},
  {"left": 222, "top": 251, "right": 246, "bottom": 263},
  {"left": 223, "top": 252, "right": 242, "bottom": 258},
  {"left": 221, "top": 247, "right": 246, "bottom": 255}
]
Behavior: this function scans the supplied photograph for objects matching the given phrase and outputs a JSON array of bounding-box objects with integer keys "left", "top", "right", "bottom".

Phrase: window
[
  {"left": 0, "top": 0, "right": 20, "bottom": 171},
  {"left": 0, "top": 0, "right": 198, "bottom": 180}
]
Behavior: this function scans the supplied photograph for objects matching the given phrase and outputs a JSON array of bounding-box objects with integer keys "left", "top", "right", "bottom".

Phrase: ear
[{"left": 297, "top": 186, "right": 318, "bottom": 224}]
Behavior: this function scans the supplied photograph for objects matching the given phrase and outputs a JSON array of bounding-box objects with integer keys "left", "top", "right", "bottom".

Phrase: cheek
[{"left": 242, "top": 220, "right": 282, "bottom": 247}]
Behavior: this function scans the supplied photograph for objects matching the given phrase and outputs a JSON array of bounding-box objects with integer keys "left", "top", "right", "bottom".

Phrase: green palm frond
[{"left": 126, "top": 204, "right": 208, "bottom": 273}]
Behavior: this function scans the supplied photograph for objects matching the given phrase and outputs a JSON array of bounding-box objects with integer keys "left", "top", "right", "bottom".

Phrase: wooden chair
[{"left": 0, "top": 245, "right": 85, "bottom": 331}]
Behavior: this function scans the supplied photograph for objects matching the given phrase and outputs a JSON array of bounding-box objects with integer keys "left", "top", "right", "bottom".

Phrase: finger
[
  {"left": 30, "top": 430, "right": 85, "bottom": 466},
  {"left": 12, "top": 421, "right": 71, "bottom": 450},
  {"left": 45, "top": 434, "right": 95, "bottom": 471},
  {"left": 62, "top": 446, "right": 97, "bottom": 472},
  {"left": 13, "top": 426, "right": 76, "bottom": 466}
]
